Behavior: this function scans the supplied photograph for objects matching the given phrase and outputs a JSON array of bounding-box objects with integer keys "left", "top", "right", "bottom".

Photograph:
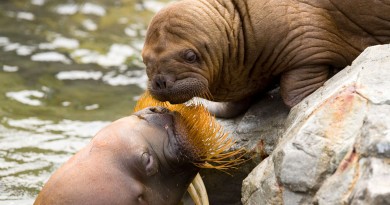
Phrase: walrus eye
[{"left": 183, "top": 50, "right": 197, "bottom": 63}]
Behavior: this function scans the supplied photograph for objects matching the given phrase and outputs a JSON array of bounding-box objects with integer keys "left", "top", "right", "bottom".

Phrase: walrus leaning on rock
[
  {"left": 34, "top": 93, "right": 244, "bottom": 205},
  {"left": 142, "top": 0, "right": 390, "bottom": 118}
]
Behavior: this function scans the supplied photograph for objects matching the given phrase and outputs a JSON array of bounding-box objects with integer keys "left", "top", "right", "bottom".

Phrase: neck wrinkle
[
  {"left": 207, "top": 0, "right": 251, "bottom": 95},
  {"left": 194, "top": 0, "right": 232, "bottom": 91}
]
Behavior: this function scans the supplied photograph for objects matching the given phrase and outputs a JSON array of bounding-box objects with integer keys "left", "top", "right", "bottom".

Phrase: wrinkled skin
[
  {"left": 34, "top": 107, "right": 199, "bottom": 205},
  {"left": 142, "top": 0, "right": 390, "bottom": 118}
]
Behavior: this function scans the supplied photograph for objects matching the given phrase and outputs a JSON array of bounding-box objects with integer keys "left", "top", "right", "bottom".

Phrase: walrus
[
  {"left": 142, "top": 0, "right": 390, "bottom": 118},
  {"left": 34, "top": 93, "right": 244, "bottom": 205}
]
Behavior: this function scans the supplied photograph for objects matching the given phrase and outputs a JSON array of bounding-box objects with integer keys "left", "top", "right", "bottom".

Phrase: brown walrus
[
  {"left": 142, "top": 0, "right": 390, "bottom": 118},
  {"left": 34, "top": 93, "right": 243, "bottom": 205}
]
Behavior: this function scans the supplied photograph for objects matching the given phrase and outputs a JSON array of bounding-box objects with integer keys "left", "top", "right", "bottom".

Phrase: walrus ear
[{"left": 141, "top": 152, "right": 158, "bottom": 176}]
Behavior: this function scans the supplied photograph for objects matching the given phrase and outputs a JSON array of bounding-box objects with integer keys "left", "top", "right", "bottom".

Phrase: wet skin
[{"left": 34, "top": 107, "right": 199, "bottom": 205}]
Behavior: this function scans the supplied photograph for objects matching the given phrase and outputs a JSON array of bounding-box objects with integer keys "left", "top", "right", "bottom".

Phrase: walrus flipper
[{"left": 280, "top": 65, "right": 329, "bottom": 107}]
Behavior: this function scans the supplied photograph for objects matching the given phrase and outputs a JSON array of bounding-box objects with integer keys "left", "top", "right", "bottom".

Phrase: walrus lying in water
[
  {"left": 34, "top": 93, "right": 244, "bottom": 205},
  {"left": 142, "top": 0, "right": 390, "bottom": 118}
]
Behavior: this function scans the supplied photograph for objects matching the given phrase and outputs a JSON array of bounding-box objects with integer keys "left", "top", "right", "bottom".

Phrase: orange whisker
[{"left": 134, "top": 91, "right": 246, "bottom": 170}]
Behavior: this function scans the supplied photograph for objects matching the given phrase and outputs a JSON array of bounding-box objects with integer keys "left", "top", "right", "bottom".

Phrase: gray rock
[
  {"left": 274, "top": 90, "right": 367, "bottom": 193},
  {"left": 241, "top": 44, "right": 390, "bottom": 205},
  {"left": 349, "top": 158, "right": 390, "bottom": 205},
  {"left": 315, "top": 148, "right": 359, "bottom": 205},
  {"left": 358, "top": 104, "right": 390, "bottom": 158},
  {"left": 198, "top": 88, "right": 290, "bottom": 205},
  {"left": 218, "top": 88, "right": 290, "bottom": 157},
  {"left": 241, "top": 157, "right": 283, "bottom": 205}
]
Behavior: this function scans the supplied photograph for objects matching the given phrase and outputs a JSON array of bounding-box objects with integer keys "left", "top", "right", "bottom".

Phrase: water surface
[{"left": 0, "top": 0, "right": 170, "bottom": 203}]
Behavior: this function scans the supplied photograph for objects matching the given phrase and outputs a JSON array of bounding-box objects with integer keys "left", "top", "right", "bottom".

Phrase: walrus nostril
[
  {"left": 152, "top": 75, "right": 175, "bottom": 90},
  {"left": 148, "top": 106, "right": 169, "bottom": 114},
  {"left": 152, "top": 75, "right": 167, "bottom": 90},
  {"left": 149, "top": 107, "right": 158, "bottom": 113}
]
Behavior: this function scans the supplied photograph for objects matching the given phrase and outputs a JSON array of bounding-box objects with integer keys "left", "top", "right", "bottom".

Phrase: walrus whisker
[
  {"left": 199, "top": 88, "right": 213, "bottom": 101},
  {"left": 206, "top": 89, "right": 214, "bottom": 101},
  {"left": 134, "top": 91, "right": 246, "bottom": 170}
]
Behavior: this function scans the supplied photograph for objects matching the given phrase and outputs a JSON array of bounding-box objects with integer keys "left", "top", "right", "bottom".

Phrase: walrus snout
[
  {"left": 149, "top": 76, "right": 208, "bottom": 104},
  {"left": 133, "top": 106, "right": 178, "bottom": 134},
  {"left": 151, "top": 74, "right": 175, "bottom": 90}
]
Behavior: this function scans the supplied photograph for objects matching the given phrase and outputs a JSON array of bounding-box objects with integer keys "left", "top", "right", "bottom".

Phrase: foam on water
[
  {"left": 0, "top": 36, "right": 10, "bottom": 46},
  {"left": 51, "top": 36, "right": 79, "bottom": 49},
  {"left": 102, "top": 70, "right": 147, "bottom": 88},
  {"left": 16, "top": 45, "right": 36, "bottom": 56},
  {"left": 31, "top": 51, "right": 71, "bottom": 64},
  {"left": 125, "top": 27, "right": 138, "bottom": 37},
  {"left": 6, "top": 90, "right": 45, "bottom": 106},
  {"left": 3, "top": 42, "right": 20, "bottom": 52},
  {"left": 61, "top": 101, "right": 71, "bottom": 106},
  {"left": 3, "top": 65, "right": 19, "bottom": 72},
  {"left": 85, "top": 104, "right": 99, "bottom": 110},
  {"left": 82, "top": 19, "right": 98, "bottom": 31},
  {"left": 97, "top": 44, "right": 136, "bottom": 67},
  {"left": 56, "top": 70, "right": 103, "bottom": 80},
  {"left": 38, "top": 42, "right": 55, "bottom": 50},
  {"left": 80, "top": 3, "right": 106, "bottom": 16},
  {"left": 71, "top": 44, "right": 137, "bottom": 67},
  {"left": 16, "top": 12, "right": 35, "bottom": 21},
  {"left": 4, "top": 117, "right": 109, "bottom": 139},
  {"left": 55, "top": 4, "right": 78, "bottom": 15},
  {"left": 55, "top": 3, "right": 105, "bottom": 16},
  {"left": 31, "top": 0, "right": 45, "bottom": 6},
  {"left": 143, "top": 0, "right": 167, "bottom": 12}
]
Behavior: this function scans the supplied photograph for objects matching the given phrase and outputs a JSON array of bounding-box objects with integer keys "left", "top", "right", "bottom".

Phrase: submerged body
[{"left": 142, "top": 0, "right": 390, "bottom": 117}]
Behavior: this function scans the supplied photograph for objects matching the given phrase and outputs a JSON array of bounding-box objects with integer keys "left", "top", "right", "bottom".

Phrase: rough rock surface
[
  {"left": 241, "top": 44, "right": 390, "bottom": 205},
  {"left": 198, "top": 87, "right": 290, "bottom": 205}
]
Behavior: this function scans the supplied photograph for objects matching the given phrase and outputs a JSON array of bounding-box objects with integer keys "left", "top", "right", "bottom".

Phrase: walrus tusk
[{"left": 187, "top": 173, "right": 209, "bottom": 205}]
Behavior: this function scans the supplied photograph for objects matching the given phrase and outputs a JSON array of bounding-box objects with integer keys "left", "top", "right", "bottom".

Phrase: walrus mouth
[
  {"left": 148, "top": 77, "right": 211, "bottom": 104},
  {"left": 134, "top": 91, "right": 245, "bottom": 170}
]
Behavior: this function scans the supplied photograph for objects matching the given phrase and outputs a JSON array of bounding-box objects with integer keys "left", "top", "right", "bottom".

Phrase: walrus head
[
  {"left": 142, "top": 0, "right": 240, "bottom": 104},
  {"left": 133, "top": 92, "right": 245, "bottom": 170},
  {"left": 34, "top": 92, "right": 244, "bottom": 205}
]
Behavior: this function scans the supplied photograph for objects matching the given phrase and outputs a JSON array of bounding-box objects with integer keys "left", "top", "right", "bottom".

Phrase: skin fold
[
  {"left": 142, "top": 0, "right": 390, "bottom": 118},
  {"left": 34, "top": 107, "right": 199, "bottom": 205}
]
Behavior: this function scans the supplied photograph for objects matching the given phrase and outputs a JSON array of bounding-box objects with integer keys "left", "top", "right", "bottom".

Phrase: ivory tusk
[{"left": 187, "top": 173, "right": 209, "bottom": 205}]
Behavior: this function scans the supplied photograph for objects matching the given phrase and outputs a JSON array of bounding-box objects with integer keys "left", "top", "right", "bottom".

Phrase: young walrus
[
  {"left": 34, "top": 92, "right": 244, "bottom": 205},
  {"left": 142, "top": 0, "right": 390, "bottom": 118}
]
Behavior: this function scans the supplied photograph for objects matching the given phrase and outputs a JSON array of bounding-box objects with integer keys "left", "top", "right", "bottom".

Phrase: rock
[
  {"left": 349, "top": 158, "right": 390, "bottom": 205},
  {"left": 241, "top": 44, "right": 390, "bottom": 205},
  {"left": 241, "top": 157, "right": 283, "bottom": 205},
  {"left": 196, "top": 88, "right": 289, "bottom": 205},
  {"left": 220, "top": 88, "right": 290, "bottom": 157}
]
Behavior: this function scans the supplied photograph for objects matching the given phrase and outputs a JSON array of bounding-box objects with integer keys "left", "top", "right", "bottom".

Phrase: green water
[{"left": 0, "top": 0, "right": 170, "bottom": 204}]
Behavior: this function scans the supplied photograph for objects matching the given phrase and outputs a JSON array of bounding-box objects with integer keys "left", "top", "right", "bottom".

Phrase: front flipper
[
  {"left": 195, "top": 98, "right": 252, "bottom": 118},
  {"left": 280, "top": 65, "right": 330, "bottom": 107}
]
